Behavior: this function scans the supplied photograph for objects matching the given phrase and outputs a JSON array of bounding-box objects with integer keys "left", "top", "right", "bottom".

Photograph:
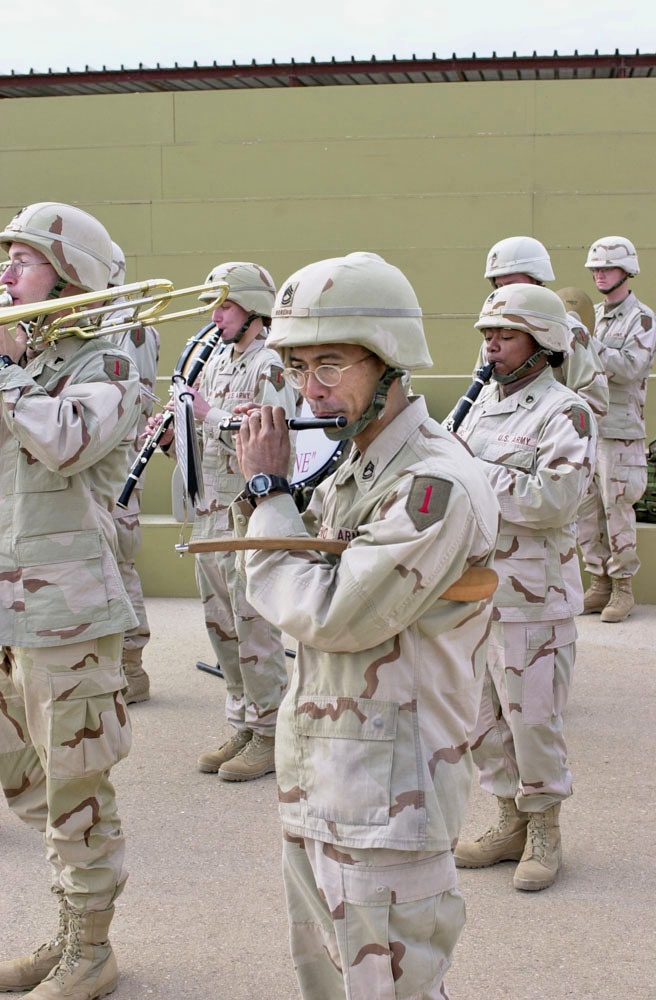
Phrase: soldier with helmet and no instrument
[
  {"left": 101, "top": 241, "right": 161, "bottom": 705},
  {"left": 477, "top": 235, "right": 609, "bottom": 420},
  {"left": 450, "top": 284, "right": 597, "bottom": 892},
  {"left": 0, "top": 203, "right": 141, "bottom": 998},
  {"left": 147, "top": 261, "right": 297, "bottom": 782},
  {"left": 577, "top": 236, "right": 656, "bottom": 623},
  {"left": 230, "top": 251, "right": 499, "bottom": 999}
]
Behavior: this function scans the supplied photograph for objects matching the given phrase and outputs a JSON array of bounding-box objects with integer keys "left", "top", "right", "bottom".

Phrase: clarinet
[
  {"left": 116, "top": 322, "right": 224, "bottom": 509},
  {"left": 444, "top": 361, "right": 496, "bottom": 433}
]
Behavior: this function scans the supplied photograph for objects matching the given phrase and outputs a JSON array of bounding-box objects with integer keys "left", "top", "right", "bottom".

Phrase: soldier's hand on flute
[{"left": 235, "top": 404, "right": 291, "bottom": 481}]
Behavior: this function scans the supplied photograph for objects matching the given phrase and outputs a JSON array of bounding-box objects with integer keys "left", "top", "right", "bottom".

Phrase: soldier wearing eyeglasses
[{"left": 231, "top": 252, "right": 499, "bottom": 1000}]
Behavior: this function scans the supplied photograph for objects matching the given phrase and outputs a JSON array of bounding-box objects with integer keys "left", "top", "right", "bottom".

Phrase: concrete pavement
[{"left": 1, "top": 598, "right": 654, "bottom": 999}]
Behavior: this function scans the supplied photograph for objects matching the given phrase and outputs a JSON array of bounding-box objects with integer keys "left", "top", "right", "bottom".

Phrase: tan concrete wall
[{"left": 1, "top": 78, "right": 655, "bottom": 596}]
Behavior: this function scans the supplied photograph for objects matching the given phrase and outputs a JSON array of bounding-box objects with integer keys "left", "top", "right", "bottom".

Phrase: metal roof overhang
[{"left": 0, "top": 51, "right": 654, "bottom": 99}]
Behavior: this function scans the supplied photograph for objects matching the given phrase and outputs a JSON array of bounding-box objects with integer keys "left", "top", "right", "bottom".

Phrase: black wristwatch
[
  {"left": 0, "top": 355, "right": 15, "bottom": 370},
  {"left": 244, "top": 473, "right": 292, "bottom": 507}
]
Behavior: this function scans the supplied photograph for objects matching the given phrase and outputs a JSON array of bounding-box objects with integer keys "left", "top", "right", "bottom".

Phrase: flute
[
  {"left": 219, "top": 415, "right": 348, "bottom": 431},
  {"left": 444, "top": 361, "right": 496, "bottom": 433}
]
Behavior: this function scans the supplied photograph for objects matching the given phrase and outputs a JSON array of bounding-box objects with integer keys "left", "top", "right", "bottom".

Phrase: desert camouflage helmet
[
  {"left": 485, "top": 236, "right": 555, "bottom": 284},
  {"left": 0, "top": 202, "right": 113, "bottom": 292},
  {"left": 268, "top": 251, "right": 432, "bottom": 370},
  {"left": 475, "top": 283, "right": 570, "bottom": 353},
  {"left": 556, "top": 286, "right": 595, "bottom": 337},
  {"left": 584, "top": 236, "right": 640, "bottom": 276},
  {"left": 198, "top": 261, "right": 276, "bottom": 317},
  {"left": 109, "top": 241, "right": 127, "bottom": 286}
]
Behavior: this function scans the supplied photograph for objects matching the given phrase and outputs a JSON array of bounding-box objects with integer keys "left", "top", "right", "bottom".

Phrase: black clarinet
[
  {"left": 444, "top": 361, "right": 496, "bottom": 433},
  {"left": 116, "top": 322, "right": 224, "bottom": 509}
]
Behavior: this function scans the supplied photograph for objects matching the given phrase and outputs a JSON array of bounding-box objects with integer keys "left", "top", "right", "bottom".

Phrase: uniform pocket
[
  {"left": 294, "top": 695, "right": 398, "bottom": 826},
  {"left": 522, "top": 621, "right": 576, "bottom": 725},
  {"left": 16, "top": 531, "right": 111, "bottom": 632},
  {"left": 494, "top": 534, "right": 548, "bottom": 609},
  {"left": 48, "top": 664, "right": 131, "bottom": 779}
]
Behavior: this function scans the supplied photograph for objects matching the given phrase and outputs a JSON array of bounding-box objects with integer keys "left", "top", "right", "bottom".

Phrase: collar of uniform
[
  {"left": 343, "top": 396, "right": 431, "bottom": 492},
  {"left": 27, "top": 335, "right": 79, "bottom": 375},
  {"left": 487, "top": 367, "right": 556, "bottom": 413},
  {"left": 602, "top": 289, "right": 636, "bottom": 318}
]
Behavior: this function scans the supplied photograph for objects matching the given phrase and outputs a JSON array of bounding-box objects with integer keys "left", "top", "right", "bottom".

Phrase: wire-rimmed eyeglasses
[
  {"left": 0, "top": 260, "right": 51, "bottom": 279},
  {"left": 282, "top": 355, "right": 373, "bottom": 391}
]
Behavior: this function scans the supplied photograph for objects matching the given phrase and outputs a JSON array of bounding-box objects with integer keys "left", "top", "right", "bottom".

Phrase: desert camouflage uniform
[
  {"left": 234, "top": 396, "right": 499, "bottom": 998},
  {"left": 454, "top": 367, "right": 596, "bottom": 810},
  {"left": 476, "top": 313, "right": 608, "bottom": 419},
  {"left": 107, "top": 319, "right": 160, "bottom": 661},
  {"left": 192, "top": 332, "right": 297, "bottom": 735},
  {"left": 0, "top": 335, "right": 140, "bottom": 909},
  {"left": 577, "top": 291, "right": 656, "bottom": 578}
]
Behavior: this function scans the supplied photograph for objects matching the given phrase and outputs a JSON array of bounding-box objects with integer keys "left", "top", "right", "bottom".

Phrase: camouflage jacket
[
  {"left": 591, "top": 290, "right": 656, "bottom": 439},
  {"left": 476, "top": 313, "right": 609, "bottom": 419},
  {"left": 191, "top": 333, "right": 297, "bottom": 539},
  {"left": 234, "top": 397, "right": 499, "bottom": 851},
  {"left": 106, "top": 321, "right": 160, "bottom": 454},
  {"left": 0, "top": 336, "right": 141, "bottom": 647},
  {"left": 454, "top": 367, "right": 596, "bottom": 622}
]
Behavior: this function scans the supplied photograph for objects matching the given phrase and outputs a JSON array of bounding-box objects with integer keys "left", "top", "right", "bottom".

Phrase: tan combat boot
[
  {"left": 197, "top": 729, "right": 252, "bottom": 773},
  {"left": 581, "top": 573, "right": 612, "bottom": 614},
  {"left": 218, "top": 732, "right": 276, "bottom": 782},
  {"left": 513, "top": 804, "right": 561, "bottom": 891},
  {"left": 600, "top": 578, "right": 635, "bottom": 623},
  {"left": 122, "top": 651, "right": 150, "bottom": 705},
  {"left": 0, "top": 892, "right": 68, "bottom": 991},
  {"left": 24, "top": 905, "right": 117, "bottom": 999},
  {"left": 454, "top": 797, "right": 528, "bottom": 868}
]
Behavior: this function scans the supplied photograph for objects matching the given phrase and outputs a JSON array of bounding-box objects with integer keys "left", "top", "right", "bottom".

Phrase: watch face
[{"left": 250, "top": 473, "right": 272, "bottom": 495}]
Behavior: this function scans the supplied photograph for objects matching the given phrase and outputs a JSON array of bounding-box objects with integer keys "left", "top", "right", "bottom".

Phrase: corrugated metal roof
[{"left": 1, "top": 51, "right": 654, "bottom": 99}]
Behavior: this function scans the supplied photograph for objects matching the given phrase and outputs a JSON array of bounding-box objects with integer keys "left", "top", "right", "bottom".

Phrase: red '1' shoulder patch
[
  {"left": 269, "top": 365, "right": 286, "bottom": 392},
  {"left": 406, "top": 476, "right": 452, "bottom": 530},
  {"left": 567, "top": 404, "right": 592, "bottom": 439},
  {"left": 572, "top": 325, "right": 590, "bottom": 347},
  {"left": 102, "top": 355, "right": 130, "bottom": 381},
  {"left": 641, "top": 314, "right": 653, "bottom": 332}
]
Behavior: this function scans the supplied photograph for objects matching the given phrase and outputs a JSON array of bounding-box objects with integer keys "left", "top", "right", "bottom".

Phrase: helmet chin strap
[
  {"left": 222, "top": 313, "right": 258, "bottom": 345},
  {"left": 323, "top": 366, "right": 405, "bottom": 442},
  {"left": 493, "top": 349, "right": 548, "bottom": 385},
  {"left": 599, "top": 271, "right": 629, "bottom": 295}
]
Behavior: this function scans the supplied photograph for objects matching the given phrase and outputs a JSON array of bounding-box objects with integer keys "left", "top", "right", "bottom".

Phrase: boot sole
[
  {"left": 455, "top": 853, "right": 523, "bottom": 869},
  {"left": 217, "top": 765, "right": 276, "bottom": 782},
  {"left": 513, "top": 873, "right": 558, "bottom": 891}
]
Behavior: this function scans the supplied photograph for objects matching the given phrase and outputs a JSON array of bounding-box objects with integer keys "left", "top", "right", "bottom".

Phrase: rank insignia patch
[{"left": 407, "top": 476, "right": 452, "bottom": 530}]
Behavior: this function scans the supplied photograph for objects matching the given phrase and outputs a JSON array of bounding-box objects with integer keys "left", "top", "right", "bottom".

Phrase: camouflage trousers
[
  {"left": 577, "top": 437, "right": 647, "bottom": 578},
  {"left": 0, "top": 635, "right": 131, "bottom": 910},
  {"left": 281, "top": 833, "right": 465, "bottom": 1000},
  {"left": 194, "top": 548, "right": 287, "bottom": 736},
  {"left": 470, "top": 619, "right": 575, "bottom": 811},
  {"left": 113, "top": 490, "right": 150, "bottom": 655}
]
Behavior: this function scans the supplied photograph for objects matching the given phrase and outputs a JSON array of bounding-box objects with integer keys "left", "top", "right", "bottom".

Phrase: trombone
[{"left": 0, "top": 279, "right": 230, "bottom": 344}]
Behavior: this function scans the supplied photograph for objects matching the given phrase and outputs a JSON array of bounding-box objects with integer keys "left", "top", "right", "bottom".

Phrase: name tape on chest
[{"left": 406, "top": 475, "right": 453, "bottom": 531}]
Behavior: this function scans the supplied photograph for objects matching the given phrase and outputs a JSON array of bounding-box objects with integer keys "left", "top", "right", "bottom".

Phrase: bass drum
[{"left": 291, "top": 400, "right": 350, "bottom": 512}]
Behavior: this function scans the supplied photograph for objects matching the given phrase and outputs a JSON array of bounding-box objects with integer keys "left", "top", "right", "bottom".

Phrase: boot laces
[
  {"left": 51, "top": 911, "right": 82, "bottom": 982},
  {"left": 479, "top": 800, "right": 516, "bottom": 843},
  {"left": 526, "top": 813, "right": 548, "bottom": 861}
]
